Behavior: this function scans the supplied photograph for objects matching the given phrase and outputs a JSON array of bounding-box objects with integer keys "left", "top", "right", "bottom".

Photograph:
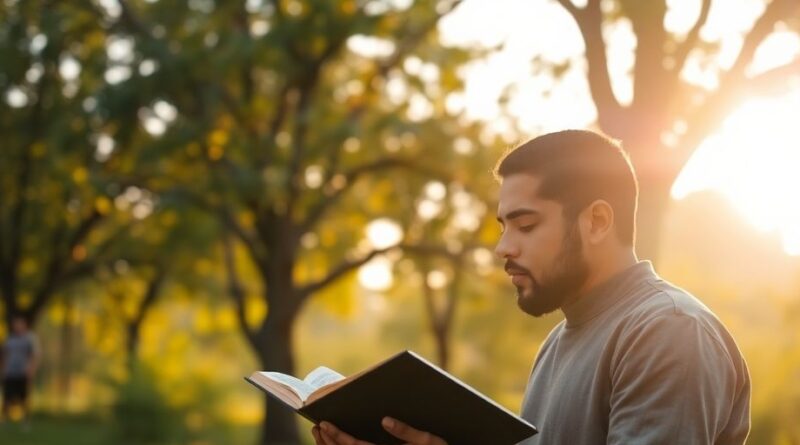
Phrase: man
[
  {"left": 1, "top": 315, "right": 40, "bottom": 425},
  {"left": 312, "top": 130, "right": 750, "bottom": 445}
]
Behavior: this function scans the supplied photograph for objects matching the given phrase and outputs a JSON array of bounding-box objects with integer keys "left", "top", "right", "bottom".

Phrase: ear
[{"left": 580, "top": 200, "right": 615, "bottom": 245}]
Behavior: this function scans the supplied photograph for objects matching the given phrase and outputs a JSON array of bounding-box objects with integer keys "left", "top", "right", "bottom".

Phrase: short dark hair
[{"left": 494, "top": 129, "right": 638, "bottom": 245}]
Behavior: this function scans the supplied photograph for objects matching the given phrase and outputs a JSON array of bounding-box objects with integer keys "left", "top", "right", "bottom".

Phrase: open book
[
  {"left": 247, "top": 365, "right": 349, "bottom": 408},
  {"left": 246, "top": 350, "right": 537, "bottom": 445}
]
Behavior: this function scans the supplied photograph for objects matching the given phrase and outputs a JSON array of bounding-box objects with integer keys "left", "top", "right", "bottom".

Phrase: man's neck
[{"left": 578, "top": 249, "right": 639, "bottom": 298}]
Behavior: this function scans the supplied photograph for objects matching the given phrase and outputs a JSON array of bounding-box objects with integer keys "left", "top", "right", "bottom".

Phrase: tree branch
[
  {"left": 555, "top": 0, "right": 624, "bottom": 131},
  {"left": 300, "top": 157, "right": 451, "bottom": 234},
  {"left": 662, "top": 0, "right": 800, "bottom": 181},
  {"left": 679, "top": 56, "right": 800, "bottom": 168},
  {"left": 673, "top": 0, "right": 712, "bottom": 75},
  {"left": 286, "top": 80, "right": 317, "bottom": 219},
  {"left": 554, "top": 0, "right": 580, "bottom": 18},
  {"left": 30, "top": 210, "right": 105, "bottom": 319},
  {"left": 315, "top": 0, "right": 464, "bottom": 192},
  {"left": 297, "top": 240, "right": 479, "bottom": 301},
  {"left": 726, "top": 0, "right": 798, "bottom": 82},
  {"left": 174, "top": 186, "right": 269, "bottom": 271},
  {"left": 297, "top": 245, "right": 398, "bottom": 299},
  {"left": 131, "top": 267, "right": 166, "bottom": 329}
]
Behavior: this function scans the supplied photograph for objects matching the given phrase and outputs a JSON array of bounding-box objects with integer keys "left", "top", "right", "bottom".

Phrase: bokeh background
[{"left": 1, "top": 0, "right": 800, "bottom": 444}]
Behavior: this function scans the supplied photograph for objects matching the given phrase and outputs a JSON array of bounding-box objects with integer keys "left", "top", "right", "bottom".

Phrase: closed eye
[{"left": 520, "top": 224, "right": 537, "bottom": 233}]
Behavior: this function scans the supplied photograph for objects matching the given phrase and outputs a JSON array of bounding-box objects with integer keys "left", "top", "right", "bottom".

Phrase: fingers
[
  {"left": 382, "top": 417, "right": 447, "bottom": 445},
  {"left": 311, "top": 426, "right": 326, "bottom": 445},
  {"left": 318, "top": 422, "right": 375, "bottom": 445}
]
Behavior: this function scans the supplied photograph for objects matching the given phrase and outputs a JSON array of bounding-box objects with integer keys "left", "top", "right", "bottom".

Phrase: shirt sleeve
[{"left": 607, "top": 313, "right": 748, "bottom": 445}]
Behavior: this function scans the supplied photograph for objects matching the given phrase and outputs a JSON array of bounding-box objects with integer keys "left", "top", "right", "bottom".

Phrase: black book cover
[{"left": 246, "top": 350, "right": 538, "bottom": 445}]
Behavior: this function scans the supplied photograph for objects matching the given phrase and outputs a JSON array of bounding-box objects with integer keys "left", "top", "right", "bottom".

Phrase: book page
[
  {"left": 304, "top": 366, "right": 345, "bottom": 389},
  {"left": 260, "top": 372, "right": 317, "bottom": 402}
]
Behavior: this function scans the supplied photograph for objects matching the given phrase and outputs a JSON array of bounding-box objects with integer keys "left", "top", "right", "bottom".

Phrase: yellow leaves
[
  {"left": 220, "top": 395, "right": 262, "bottom": 425},
  {"left": 194, "top": 307, "right": 214, "bottom": 334},
  {"left": 17, "top": 292, "right": 32, "bottom": 309},
  {"left": 72, "top": 244, "right": 87, "bottom": 262},
  {"left": 186, "top": 142, "right": 201, "bottom": 157},
  {"left": 160, "top": 210, "right": 178, "bottom": 227},
  {"left": 208, "top": 145, "right": 225, "bottom": 161},
  {"left": 85, "top": 30, "right": 106, "bottom": 51},
  {"left": 339, "top": 0, "right": 356, "bottom": 15},
  {"left": 215, "top": 307, "right": 237, "bottom": 331},
  {"left": 208, "top": 129, "right": 229, "bottom": 147},
  {"left": 48, "top": 303, "right": 66, "bottom": 325},
  {"left": 478, "top": 221, "right": 501, "bottom": 246},
  {"left": 95, "top": 196, "right": 112, "bottom": 215},
  {"left": 252, "top": 96, "right": 269, "bottom": 116},
  {"left": 245, "top": 294, "right": 268, "bottom": 327},
  {"left": 216, "top": 114, "right": 234, "bottom": 131},
  {"left": 315, "top": 273, "right": 358, "bottom": 320},
  {"left": 31, "top": 142, "right": 46, "bottom": 158},
  {"left": 207, "top": 128, "right": 229, "bottom": 160},
  {"left": 238, "top": 210, "right": 255, "bottom": 228},
  {"left": 311, "top": 36, "right": 327, "bottom": 57},
  {"left": 319, "top": 228, "right": 338, "bottom": 247},
  {"left": 194, "top": 258, "right": 213, "bottom": 275},
  {"left": 19, "top": 257, "right": 37, "bottom": 276},
  {"left": 282, "top": 0, "right": 306, "bottom": 17},
  {"left": 72, "top": 167, "right": 88, "bottom": 184},
  {"left": 168, "top": 332, "right": 191, "bottom": 354},
  {"left": 39, "top": 299, "right": 82, "bottom": 333}
]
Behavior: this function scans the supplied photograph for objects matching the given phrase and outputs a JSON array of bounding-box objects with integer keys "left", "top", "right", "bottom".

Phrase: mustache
[{"left": 504, "top": 260, "right": 530, "bottom": 275}]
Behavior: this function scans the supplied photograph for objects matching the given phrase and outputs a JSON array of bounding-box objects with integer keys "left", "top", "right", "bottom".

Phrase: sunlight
[
  {"left": 672, "top": 91, "right": 800, "bottom": 256},
  {"left": 365, "top": 218, "right": 403, "bottom": 249},
  {"left": 359, "top": 219, "right": 402, "bottom": 290},
  {"left": 441, "top": 0, "right": 800, "bottom": 256},
  {"left": 357, "top": 256, "right": 394, "bottom": 291}
]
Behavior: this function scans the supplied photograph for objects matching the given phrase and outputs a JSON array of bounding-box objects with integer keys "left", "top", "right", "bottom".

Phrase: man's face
[
  {"left": 495, "top": 174, "right": 590, "bottom": 316},
  {"left": 12, "top": 317, "right": 27, "bottom": 334}
]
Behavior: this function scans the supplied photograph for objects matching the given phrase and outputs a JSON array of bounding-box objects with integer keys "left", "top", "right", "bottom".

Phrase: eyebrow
[{"left": 496, "top": 208, "right": 541, "bottom": 224}]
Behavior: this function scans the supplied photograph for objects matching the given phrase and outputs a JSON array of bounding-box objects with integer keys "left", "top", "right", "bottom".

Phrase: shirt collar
[{"left": 561, "top": 260, "right": 656, "bottom": 328}]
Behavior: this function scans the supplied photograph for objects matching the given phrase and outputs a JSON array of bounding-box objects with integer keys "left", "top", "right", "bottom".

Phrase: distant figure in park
[
  {"left": 312, "top": 130, "right": 751, "bottom": 445},
  {"left": 1, "top": 315, "right": 40, "bottom": 426}
]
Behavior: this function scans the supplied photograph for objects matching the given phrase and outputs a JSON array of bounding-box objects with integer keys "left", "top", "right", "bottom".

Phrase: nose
[{"left": 494, "top": 231, "right": 519, "bottom": 259}]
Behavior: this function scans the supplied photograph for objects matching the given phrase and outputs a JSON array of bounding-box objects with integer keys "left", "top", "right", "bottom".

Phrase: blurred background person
[{"left": 1, "top": 315, "right": 41, "bottom": 428}]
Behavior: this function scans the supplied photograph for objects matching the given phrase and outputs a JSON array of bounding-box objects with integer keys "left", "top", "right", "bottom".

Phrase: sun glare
[
  {"left": 672, "top": 91, "right": 800, "bottom": 256},
  {"left": 440, "top": 0, "right": 800, "bottom": 256}
]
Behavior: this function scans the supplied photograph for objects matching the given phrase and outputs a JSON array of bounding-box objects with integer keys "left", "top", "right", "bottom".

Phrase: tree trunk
[
  {"left": 633, "top": 172, "right": 674, "bottom": 265},
  {"left": 125, "top": 270, "right": 165, "bottom": 371},
  {"left": 433, "top": 326, "right": 450, "bottom": 371},
  {"left": 126, "top": 322, "right": 140, "bottom": 371},
  {"left": 57, "top": 298, "right": 74, "bottom": 411},
  {"left": 1, "top": 288, "right": 19, "bottom": 333},
  {"left": 613, "top": 132, "right": 679, "bottom": 266},
  {"left": 257, "top": 320, "right": 300, "bottom": 445}
]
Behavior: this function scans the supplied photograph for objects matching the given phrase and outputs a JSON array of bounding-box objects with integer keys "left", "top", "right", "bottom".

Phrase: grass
[
  {"left": 0, "top": 412, "right": 267, "bottom": 445},
  {"left": 0, "top": 413, "right": 109, "bottom": 445}
]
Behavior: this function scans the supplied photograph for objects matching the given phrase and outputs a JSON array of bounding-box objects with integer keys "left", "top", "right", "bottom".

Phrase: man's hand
[{"left": 311, "top": 417, "right": 447, "bottom": 445}]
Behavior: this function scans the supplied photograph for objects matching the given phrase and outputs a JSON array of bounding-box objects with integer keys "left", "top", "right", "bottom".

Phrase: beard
[{"left": 513, "top": 221, "right": 590, "bottom": 317}]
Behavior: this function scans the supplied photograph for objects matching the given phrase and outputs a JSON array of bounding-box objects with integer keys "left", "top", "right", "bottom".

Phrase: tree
[
  {"left": 0, "top": 1, "right": 150, "bottom": 330},
  {"left": 553, "top": 0, "right": 800, "bottom": 261},
  {"left": 79, "top": 0, "right": 490, "bottom": 442}
]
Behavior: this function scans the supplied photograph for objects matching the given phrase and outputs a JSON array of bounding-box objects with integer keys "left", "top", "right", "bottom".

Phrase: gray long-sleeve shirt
[{"left": 519, "top": 261, "right": 750, "bottom": 444}]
